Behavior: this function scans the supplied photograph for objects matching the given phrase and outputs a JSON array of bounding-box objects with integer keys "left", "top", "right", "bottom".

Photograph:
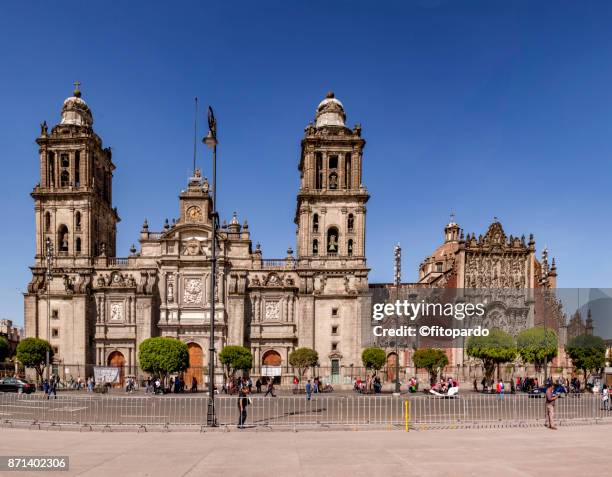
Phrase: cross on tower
[{"left": 73, "top": 80, "right": 81, "bottom": 90}]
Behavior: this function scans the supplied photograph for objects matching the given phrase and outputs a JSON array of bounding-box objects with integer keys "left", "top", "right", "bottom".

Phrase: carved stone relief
[
  {"left": 183, "top": 278, "right": 203, "bottom": 304},
  {"left": 264, "top": 300, "right": 280, "bottom": 321},
  {"left": 110, "top": 302, "right": 123, "bottom": 321}
]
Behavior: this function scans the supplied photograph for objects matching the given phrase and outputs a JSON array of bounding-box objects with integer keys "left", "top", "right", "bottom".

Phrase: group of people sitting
[
  {"left": 431, "top": 377, "right": 459, "bottom": 394},
  {"left": 353, "top": 375, "right": 383, "bottom": 394}
]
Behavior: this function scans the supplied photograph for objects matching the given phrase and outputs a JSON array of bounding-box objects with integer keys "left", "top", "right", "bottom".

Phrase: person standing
[
  {"left": 255, "top": 378, "right": 262, "bottom": 394},
  {"left": 191, "top": 376, "right": 198, "bottom": 393},
  {"left": 545, "top": 381, "right": 558, "bottom": 429},
  {"left": 601, "top": 384, "right": 609, "bottom": 411},
  {"left": 293, "top": 376, "right": 299, "bottom": 394},
  {"left": 305, "top": 379, "right": 312, "bottom": 401},
  {"left": 237, "top": 387, "right": 250, "bottom": 428}
]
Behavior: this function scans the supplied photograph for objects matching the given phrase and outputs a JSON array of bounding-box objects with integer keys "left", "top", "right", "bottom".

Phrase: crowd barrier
[{"left": 0, "top": 393, "right": 609, "bottom": 429}]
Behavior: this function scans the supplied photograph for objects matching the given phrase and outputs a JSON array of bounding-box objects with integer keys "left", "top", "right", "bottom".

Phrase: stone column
[{"left": 159, "top": 272, "right": 167, "bottom": 307}]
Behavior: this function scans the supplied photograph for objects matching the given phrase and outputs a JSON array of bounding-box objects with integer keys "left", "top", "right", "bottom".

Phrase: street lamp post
[
  {"left": 204, "top": 106, "right": 218, "bottom": 427},
  {"left": 394, "top": 243, "right": 401, "bottom": 394},
  {"left": 45, "top": 237, "right": 54, "bottom": 382}
]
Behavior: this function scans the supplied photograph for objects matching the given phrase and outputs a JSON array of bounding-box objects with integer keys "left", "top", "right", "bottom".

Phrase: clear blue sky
[{"left": 1, "top": 0, "right": 611, "bottom": 326}]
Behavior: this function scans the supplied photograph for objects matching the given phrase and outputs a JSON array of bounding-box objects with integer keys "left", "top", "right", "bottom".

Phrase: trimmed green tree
[
  {"left": 0, "top": 336, "right": 10, "bottom": 362},
  {"left": 466, "top": 329, "right": 517, "bottom": 382},
  {"left": 516, "top": 327, "right": 557, "bottom": 373},
  {"left": 289, "top": 347, "right": 319, "bottom": 383},
  {"left": 361, "top": 347, "right": 387, "bottom": 376},
  {"left": 16, "top": 337, "right": 53, "bottom": 383},
  {"left": 412, "top": 348, "right": 449, "bottom": 385},
  {"left": 138, "top": 337, "right": 189, "bottom": 383},
  {"left": 566, "top": 334, "right": 605, "bottom": 387},
  {"left": 219, "top": 345, "right": 253, "bottom": 381}
]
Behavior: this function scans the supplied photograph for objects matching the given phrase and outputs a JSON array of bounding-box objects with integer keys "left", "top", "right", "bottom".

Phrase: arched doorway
[
  {"left": 386, "top": 352, "right": 398, "bottom": 383},
  {"left": 262, "top": 350, "right": 282, "bottom": 385},
  {"left": 107, "top": 351, "right": 125, "bottom": 387},
  {"left": 184, "top": 343, "right": 203, "bottom": 391}
]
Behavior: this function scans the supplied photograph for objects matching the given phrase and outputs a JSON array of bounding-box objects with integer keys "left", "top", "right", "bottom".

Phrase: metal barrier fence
[
  {"left": 408, "top": 394, "right": 609, "bottom": 425},
  {"left": 0, "top": 393, "right": 609, "bottom": 429},
  {"left": 0, "top": 394, "right": 405, "bottom": 428}
]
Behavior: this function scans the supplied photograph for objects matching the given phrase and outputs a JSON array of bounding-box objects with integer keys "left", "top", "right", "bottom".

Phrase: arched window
[
  {"left": 312, "top": 239, "right": 319, "bottom": 255},
  {"left": 44, "top": 212, "right": 51, "bottom": 232},
  {"left": 345, "top": 153, "right": 352, "bottom": 189},
  {"left": 60, "top": 154, "right": 69, "bottom": 168},
  {"left": 57, "top": 225, "right": 69, "bottom": 252},
  {"left": 75, "top": 211, "right": 81, "bottom": 230},
  {"left": 76, "top": 237, "right": 82, "bottom": 253},
  {"left": 312, "top": 214, "right": 319, "bottom": 233},
  {"left": 348, "top": 239, "right": 353, "bottom": 256},
  {"left": 327, "top": 227, "right": 339, "bottom": 255},
  {"left": 347, "top": 213, "right": 354, "bottom": 232}
]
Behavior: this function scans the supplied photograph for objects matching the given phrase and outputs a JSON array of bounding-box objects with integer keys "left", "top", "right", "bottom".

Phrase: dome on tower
[
  {"left": 315, "top": 91, "right": 346, "bottom": 128},
  {"left": 60, "top": 83, "right": 93, "bottom": 127}
]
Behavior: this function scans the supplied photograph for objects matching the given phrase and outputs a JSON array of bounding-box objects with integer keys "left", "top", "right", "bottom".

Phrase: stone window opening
[
  {"left": 328, "top": 155, "right": 338, "bottom": 169},
  {"left": 331, "top": 342, "right": 338, "bottom": 351},
  {"left": 52, "top": 346, "right": 59, "bottom": 355},
  {"left": 48, "top": 152, "right": 55, "bottom": 187},
  {"left": 347, "top": 213, "right": 354, "bottom": 232},
  {"left": 312, "top": 239, "right": 319, "bottom": 255},
  {"left": 75, "top": 151, "right": 81, "bottom": 187},
  {"left": 344, "top": 153, "right": 352, "bottom": 189},
  {"left": 51, "top": 309, "right": 59, "bottom": 319},
  {"left": 331, "top": 308, "right": 338, "bottom": 317},
  {"left": 315, "top": 153, "right": 323, "bottom": 189},
  {"left": 348, "top": 239, "right": 353, "bottom": 257},
  {"left": 60, "top": 170, "right": 70, "bottom": 188},
  {"left": 75, "top": 211, "right": 81, "bottom": 230},
  {"left": 76, "top": 237, "right": 82, "bottom": 254},
  {"left": 436, "top": 262, "right": 443, "bottom": 273},
  {"left": 327, "top": 227, "right": 339, "bottom": 255},
  {"left": 58, "top": 225, "right": 69, "bottom": 252},
  {"left": 51, "top": 328, "right": 59, "bottom": 338},
  {"left": 60, "top": 154, "right": 69, "bottom": 169},
  {"left": 312, "top": 213, "right": 319, "bottom": 233},
  {"left": 44, "top": 212, "right": 51, "bottom": 232},
  {"left": 331, "top": 325, "right": 339, "bottom": 335}
]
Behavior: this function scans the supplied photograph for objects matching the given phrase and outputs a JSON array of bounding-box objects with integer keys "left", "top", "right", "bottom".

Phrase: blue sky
[{"left": 1, "top": 0, "right": 611, "bottom": 325}]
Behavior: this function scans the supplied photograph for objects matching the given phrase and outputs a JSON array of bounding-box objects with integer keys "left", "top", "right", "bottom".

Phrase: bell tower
[
  {"left": 295, "top": 92, "right": 369, "bottom": 267},
  {"left": 32, "top": 83, "right": 120, "bottom": 266}
]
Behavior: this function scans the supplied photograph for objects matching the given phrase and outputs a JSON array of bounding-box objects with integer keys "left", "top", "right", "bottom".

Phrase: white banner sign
[
  {"left": 94, "top": 366, "right": 120, "bottom": 383},
  {"left": 261, "top": 366, "right": 282, "bottom": 377}
]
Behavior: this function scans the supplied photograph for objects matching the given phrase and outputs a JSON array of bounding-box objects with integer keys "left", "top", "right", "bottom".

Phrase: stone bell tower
[
  {"left": 295, "top": 92, "right": 369, "bottom": 267},
  {"left": 24, "top": 83, "right": 119, "bottom": 366},
  {"left": 293, "top": 92, "right": 370, "bottom": 370},
  {"left": 31, "top": 83, "right": 119, "bottom": 264}
]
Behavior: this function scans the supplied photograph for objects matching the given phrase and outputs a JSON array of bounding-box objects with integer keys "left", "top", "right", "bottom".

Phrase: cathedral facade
[
  {"left": 24, "top": 88, "right": 370, "bottom": 384},
  {"left": 24, "top": 86, "right": 564, "bottom": 385}
]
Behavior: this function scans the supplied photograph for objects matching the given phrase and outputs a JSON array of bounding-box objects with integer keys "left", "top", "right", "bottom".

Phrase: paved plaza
[{"left": 0, "top": 424, "right": 610, "bottom": 476}]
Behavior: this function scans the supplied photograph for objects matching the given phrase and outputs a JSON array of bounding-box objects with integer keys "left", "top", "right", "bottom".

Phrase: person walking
[
  {"left": 237, "top": 387, "right": 250, "bottom": 429},
  {"left": 264, "top": 379, "right": 276, "bottom": 397},
  {"left": 305, "top": 379, "right": 312, "bottom": 401},
  {"left": 191, "top": 376, "right": 198, "bottom": 393},
  {"left": 545, "top": 381, "right": 558, "bottom": 430},
  {"left": 48, "top": 376, "right": 57, "bottom": 399}
]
